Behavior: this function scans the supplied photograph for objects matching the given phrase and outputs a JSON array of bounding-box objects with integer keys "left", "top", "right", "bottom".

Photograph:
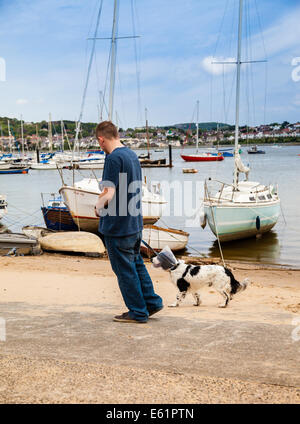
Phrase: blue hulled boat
[
  {"left": 0, "top": 168, "right": 29, "bottom": 174},
  {"left": 41, "top": 194, "right": 78, "bottom": 231}
]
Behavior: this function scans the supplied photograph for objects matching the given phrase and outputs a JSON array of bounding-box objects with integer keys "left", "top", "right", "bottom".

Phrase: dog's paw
[
  {"left": 218, "top": 303, "right": 228, "bottom": 308},
  {"left": 193, "top": 302, "right": 201, "bottom": 307},
  {"left": 168, "top": 303, "right": 179, "bottom": 308}
]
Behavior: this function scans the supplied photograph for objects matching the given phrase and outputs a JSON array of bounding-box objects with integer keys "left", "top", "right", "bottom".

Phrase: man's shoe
[
  {"left": 148, "top": 306, "right": 163, "bottom": 317},
  {"left": 113, "top": 312, "right": 148, "bottom": 323}
]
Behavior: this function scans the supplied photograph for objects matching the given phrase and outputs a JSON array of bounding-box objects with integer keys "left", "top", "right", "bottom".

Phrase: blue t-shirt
[{"left": 99, "top": 146, "right": 143, "bottom": 237}]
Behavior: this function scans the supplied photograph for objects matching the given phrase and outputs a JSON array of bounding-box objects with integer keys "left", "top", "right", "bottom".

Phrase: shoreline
[
  {"left": 3, "top": 142, "right": 300, "bottom": 156},
  {"left": 170, "top": 253, "right": 300, "bottom": 271},
  {"left": 0, "top": 253, "right": 299, "bottom": 403}
]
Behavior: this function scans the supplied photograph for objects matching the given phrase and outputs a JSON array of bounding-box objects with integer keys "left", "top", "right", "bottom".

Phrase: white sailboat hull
[
  {"left": 142, "top": 225, "right": 189, "bottom": 252},
  {"left": 60, "top": 185, "right": 166, "bottom": 232},
  {"left": 78, "top": 162, "right": 104, "bottom": 169},
  {"left": 203, "top": 200, "right": 281, "bottom": 242},
  {"left": 31, "top": 163, "right": 58, "bottom": 170}
]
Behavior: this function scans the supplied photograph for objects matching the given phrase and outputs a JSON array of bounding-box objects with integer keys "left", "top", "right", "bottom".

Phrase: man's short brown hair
[{"left": 96, "top": 121, "right": 118, "bottom": 140}]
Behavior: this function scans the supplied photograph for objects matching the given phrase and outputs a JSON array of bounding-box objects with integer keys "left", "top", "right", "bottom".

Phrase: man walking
[{"left": 95, "top": 121, "right": 163, "bottom": 323}]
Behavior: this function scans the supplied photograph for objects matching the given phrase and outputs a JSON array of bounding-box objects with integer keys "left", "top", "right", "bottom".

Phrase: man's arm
[{"left": 94, "top": 186, "right": 116, "bottom": 217}]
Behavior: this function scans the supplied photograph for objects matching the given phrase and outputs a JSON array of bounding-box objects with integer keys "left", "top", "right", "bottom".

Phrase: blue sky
[{"left": 0, "top": 0, "right": 300, "bottom": 129}]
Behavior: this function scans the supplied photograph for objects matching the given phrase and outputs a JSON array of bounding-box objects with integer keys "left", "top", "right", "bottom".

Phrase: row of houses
[{"left": 1, "top": 121, "right": 300, "bottom": 151}]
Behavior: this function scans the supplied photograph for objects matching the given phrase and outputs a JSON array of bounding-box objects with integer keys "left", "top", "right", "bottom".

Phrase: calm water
[{"left": 1, "top": 145, "right": 300, "bottom": 268}]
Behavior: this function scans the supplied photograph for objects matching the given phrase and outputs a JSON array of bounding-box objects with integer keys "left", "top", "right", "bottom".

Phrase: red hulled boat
[
  {"left": 181, "top": 101, "right": 224, "bottom": 162},
  {"left": 181, "top": 153, "right": 224, "bottom": 162}
]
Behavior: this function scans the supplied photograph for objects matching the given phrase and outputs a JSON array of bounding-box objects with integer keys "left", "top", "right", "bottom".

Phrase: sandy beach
[{"left": 0, "top": 253, "right": 300, "bottom": 403}]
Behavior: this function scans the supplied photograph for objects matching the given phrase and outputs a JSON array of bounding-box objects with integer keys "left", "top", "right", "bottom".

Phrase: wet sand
[{"left": 0, "top": 253, "right": 299, "bottom": 403}]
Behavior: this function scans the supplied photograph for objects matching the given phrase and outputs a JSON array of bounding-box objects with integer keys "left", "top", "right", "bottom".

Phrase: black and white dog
[{"left": 152, "top": 246, "right": 250, "bottom": 308}]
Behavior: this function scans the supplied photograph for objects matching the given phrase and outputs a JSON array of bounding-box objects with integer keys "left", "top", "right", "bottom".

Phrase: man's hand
[{"left": 94, "top": 186, "right": 116, "bottom": 216}]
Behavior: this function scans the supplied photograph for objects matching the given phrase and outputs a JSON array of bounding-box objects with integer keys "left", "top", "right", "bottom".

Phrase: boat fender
[
  {"left": 199, "top": 209, "right": 207, "bottom": 229},
  {"left": 256, "top": 216, "right": 261, "bottom": 231}
]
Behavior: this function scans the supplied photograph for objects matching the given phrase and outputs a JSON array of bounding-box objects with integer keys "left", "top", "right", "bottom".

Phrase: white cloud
[
  {"left": 16, "top": 98, "right": 28, "bottom": 105},
  {"left": 259, "top": 6, "right": 300, "bottom": 58},
  {"left": 202, "top": 56, "right": 236, "bottom": 75}
]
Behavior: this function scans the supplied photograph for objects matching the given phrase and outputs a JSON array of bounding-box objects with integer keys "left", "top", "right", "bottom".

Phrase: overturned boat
[
  {"left": 0, "top": 233, "right": 40, "bottom": 255},
  {"left": 38, "top": 231, "right": 105, "bottom": 256}
]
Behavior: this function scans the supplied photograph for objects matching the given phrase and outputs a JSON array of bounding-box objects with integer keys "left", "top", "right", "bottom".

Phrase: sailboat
[
  {"left": 59, "top": 0, "right": 167, "bottom": 228},
  {"left": 60, "top": 178, "right": 167, "bottom": 232},
  {"left": 30, "top": 115, "right": 61, "bottom": 170},
  {"left": 181, "top": 101, "right": 224, "bottom": 162},
  {"left": 139, "top": 108, "right": 166, "bottom": 165},
  {"left": 0, "top": 120, "right": 30, "bottom": 172},
  {"left": 202, "top": 0, "right": 280, "bottom": 242}
]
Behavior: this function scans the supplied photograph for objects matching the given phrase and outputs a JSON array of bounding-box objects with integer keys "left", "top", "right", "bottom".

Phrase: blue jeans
[{"left": 104, "top": 231, "right": 163, "bottom": 322}]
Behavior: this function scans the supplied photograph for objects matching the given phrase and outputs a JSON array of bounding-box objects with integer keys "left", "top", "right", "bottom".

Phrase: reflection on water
[{"left": 208, "top": 231, "right": 280, "bottom": 265}]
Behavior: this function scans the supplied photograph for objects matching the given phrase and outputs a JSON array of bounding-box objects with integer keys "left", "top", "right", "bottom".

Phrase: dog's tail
[
  {"left": 238, "top": 278, "right": 251, "bottom": 292},
  {"left": 224, "top": 268, "right": 251, "bottom": 295}
]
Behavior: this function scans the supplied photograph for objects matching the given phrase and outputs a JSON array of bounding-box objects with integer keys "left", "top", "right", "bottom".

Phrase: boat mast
[
  {"left": 20, "top": 114, "right": 24, "bottom": 157},
  {"left": 233, "top": 0, "right": 243, "bottom": 189},
  {"left": 99, "top": 91, "right": 104, "bottom": 121},
  {"left": 48, "top": 113, "right": 53, "bottom": 153},
  {"left": 73, "top": 1, "right": 104, "bottom": 155},
  {"left": 7, "top": 120, "right": 12, "bottom": 154},
  {"left": 61, "top": 120, "right": 64, "bottom": 152},
  {"left": 36, "top": 124, "right": 39, "bottom": 150},
  {"left": 196, "top": 100, "right": 199, "bottom": 153},
  {"left": 108, "top": 0, "right": 119, "bottom": 122},
  {"left": 145, "top": 107, "right": 150, "bottom": 158},
  {"left": 0, "top": 124, "right": 3, "bottom": 153}
]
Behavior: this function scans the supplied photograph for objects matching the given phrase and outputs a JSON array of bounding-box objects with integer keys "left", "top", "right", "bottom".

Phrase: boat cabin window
[
  {"left": 267, "top": 194, "right": 272, "bottom": 199},
  {"left": 258, "top": 195, "right": 266, "bottom": 201},
  {"left": 249, "top": 196, "right": 255, "bottom": 201}
]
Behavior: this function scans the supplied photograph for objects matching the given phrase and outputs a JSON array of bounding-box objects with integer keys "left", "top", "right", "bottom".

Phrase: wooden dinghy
[
  {"left": 141, "top": 225, "right": 189, "bottom": 253},
  {"left": 22, "top": 225, "right": 56, "bottom": 239},
  {"left": 0, "top": 233, "right": 40, "bottom": 255},
  {"left": 182, "top": 168, "right": 198, "bottom": 174},
  {"left": 39, "top": 231, "right": 105, "bottom": 256}
]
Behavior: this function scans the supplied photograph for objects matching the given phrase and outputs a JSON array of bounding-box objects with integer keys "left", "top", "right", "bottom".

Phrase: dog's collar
[{"left": 169, "top": 262, "right": 179, "bottom": 271}]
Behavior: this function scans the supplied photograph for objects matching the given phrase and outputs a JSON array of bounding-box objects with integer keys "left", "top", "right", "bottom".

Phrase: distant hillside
[
  {"left": 170, "top": 122, "right": 231, "bottom": 131},
  {"left": 0, "top": 117, "right": 96, "bottom": 138}
]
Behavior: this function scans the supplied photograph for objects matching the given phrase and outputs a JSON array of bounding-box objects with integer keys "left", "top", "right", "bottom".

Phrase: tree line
[{"left": 0, "top": 118, "right": 97, "bottom": 139}]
